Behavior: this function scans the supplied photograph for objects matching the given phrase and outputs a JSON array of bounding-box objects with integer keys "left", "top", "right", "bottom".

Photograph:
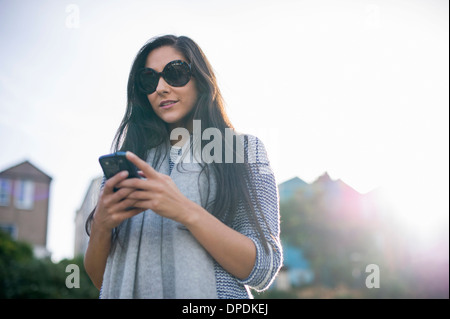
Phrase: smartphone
[{"left": 99, "top": 152, "right": 140, "bottom": 180}]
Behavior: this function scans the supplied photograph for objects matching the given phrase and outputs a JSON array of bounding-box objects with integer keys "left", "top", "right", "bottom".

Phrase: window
[
  {"left": 14, "top": 180, "right": 35, "bottom": 210},
  {"left": 0, "top": 224, "right": 17, "bottom": 239},
  {"left": 0, "top": 178, "right": 11, "bottom": 206}
]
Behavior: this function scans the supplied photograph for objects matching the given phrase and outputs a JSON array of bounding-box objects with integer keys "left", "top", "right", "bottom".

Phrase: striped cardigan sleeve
[{"left": 234, "top": 135, "right": 283, "bottom": 291}]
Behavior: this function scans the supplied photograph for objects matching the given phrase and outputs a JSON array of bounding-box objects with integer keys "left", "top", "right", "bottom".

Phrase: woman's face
[{"left": 145, "top": 45, "right": 198, "bottom": 130}]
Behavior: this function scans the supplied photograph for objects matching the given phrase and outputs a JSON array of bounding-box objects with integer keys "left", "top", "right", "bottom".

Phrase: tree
[{"left": 0, "top": 231, "right": 98, "bottom": 298}]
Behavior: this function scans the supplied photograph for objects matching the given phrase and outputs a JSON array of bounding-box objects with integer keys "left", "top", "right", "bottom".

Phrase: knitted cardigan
[{"left": 99, "top": 134, "right": 282, "bottom": 299}]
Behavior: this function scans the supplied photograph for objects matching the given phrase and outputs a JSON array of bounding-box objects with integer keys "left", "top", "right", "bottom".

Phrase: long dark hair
[{"left": 86, "top": 35, "right": 270, "bottom": 249}]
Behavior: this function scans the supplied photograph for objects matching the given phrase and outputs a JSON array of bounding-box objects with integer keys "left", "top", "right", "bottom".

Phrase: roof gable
[
  {"left": 0, "top": 160, "right": 52, "bottom": 183},
  {"left": 279, "top": 176, "right": 308, "bottom": 200}
]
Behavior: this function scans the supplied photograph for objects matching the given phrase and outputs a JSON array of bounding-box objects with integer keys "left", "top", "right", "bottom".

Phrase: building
[
  {"left": 74, "top": 176, "right": 102, "bottom": 256},
  {"left": 274, "top": 244, "right": 315, "bottom": 291},
  {"left": 0, "top": 160, "right": 52, "bottom": 258}
]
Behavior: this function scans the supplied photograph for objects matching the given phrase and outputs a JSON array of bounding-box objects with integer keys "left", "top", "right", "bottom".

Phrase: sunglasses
[{"left": 137, "top": 60, "right": 192, "bottom": 95}]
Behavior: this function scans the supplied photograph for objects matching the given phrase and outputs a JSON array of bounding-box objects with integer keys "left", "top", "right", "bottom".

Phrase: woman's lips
[{"left": 159, "top": 100, "right": 178, "bottom": 109}]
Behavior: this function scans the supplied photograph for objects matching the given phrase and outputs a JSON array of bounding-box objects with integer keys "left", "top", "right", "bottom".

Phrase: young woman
[{"left": 84, "top": 35, "right": 282, "bottom": 299}]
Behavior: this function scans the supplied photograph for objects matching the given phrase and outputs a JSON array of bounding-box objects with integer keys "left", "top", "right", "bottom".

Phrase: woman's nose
[{"left": 155, "top": 76, "right": 171, "bottom": 95}]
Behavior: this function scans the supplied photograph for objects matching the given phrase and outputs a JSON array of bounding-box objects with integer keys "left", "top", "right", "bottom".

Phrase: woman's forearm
[
  {"left": 179, "top": 200, "right": 256, "bottom": 280},
  {"left": 84, "top": 220, "right": 112, "bottom": 290}
]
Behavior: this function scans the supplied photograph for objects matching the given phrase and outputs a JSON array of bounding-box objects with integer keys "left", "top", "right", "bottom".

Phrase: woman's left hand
[{"left": 115, "top": 151, "right": 192, "bottom": 223}]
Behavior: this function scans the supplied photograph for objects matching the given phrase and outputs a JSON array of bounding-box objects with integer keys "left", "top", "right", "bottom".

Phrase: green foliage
[{"left": 0, "top": 231, "right": 98, "bottom": 299}]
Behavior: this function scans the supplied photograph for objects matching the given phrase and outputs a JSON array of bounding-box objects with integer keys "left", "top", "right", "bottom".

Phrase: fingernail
[{"left": 121, "top": 170, "right": 129, "bottom": 177}]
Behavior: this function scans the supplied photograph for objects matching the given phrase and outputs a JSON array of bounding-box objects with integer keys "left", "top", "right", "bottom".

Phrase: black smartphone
[{"left": 99, "top": 152, "right": 140, "bottom": 180}]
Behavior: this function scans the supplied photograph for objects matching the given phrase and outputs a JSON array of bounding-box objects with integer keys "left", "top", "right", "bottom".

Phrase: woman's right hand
[{"left": 92, "top": 170, "right": 146, "bottom": 232}]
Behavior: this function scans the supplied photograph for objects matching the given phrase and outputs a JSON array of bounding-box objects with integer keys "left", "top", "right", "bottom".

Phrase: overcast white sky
[{"left": 0, "top": 0, "right": 448, "bottom": 261}]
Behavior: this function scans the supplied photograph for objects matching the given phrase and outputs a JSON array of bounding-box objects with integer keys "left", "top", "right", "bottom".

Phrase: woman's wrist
[
  {"left": 176, "top": 199, "right": 204, "bottom": 228},
  {"left": 91, "top": 212, "right": 113, "bottom": 238}
]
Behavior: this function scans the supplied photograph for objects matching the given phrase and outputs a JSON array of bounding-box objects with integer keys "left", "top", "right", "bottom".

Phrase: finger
[
  {"left": 126, "top": 151, "right": 158, "bottom": 179},
  {"left": 116, "top": 178, "right": 153, "bottom": 190},
  {"left": 120, "top": 207, "right": 147, "bottom": 220},
  {"left": 125, "top": 190, "right": 150, "bottom": 201},
  {"left": 127, "top": 200, "right": 153, "bottom": 210},
  {"left": 114, "top": 197, "right": 141, "bottom": 212},
  {"left": 102, "top": 187, "right": 135, "bottom": 208},
  {"left": 111, "top": 207, "right": 146, "bottom": 225},
  {"left": 111, "top": 187, "right": 136, "bottom": 202},
  {"left": 103, "top": 170, "right": 129, "bottom": 194}
]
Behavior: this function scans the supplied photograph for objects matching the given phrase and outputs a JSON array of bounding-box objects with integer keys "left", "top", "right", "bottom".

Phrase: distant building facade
[
  {"left": 0, "top": 160, "right": 52, "bottom": 258},
  {"left": 278, "top": 176, "right": 308, "bottom": 199},
  {"left": 274, "top": 244, "right": 315, "bottom": 291},
  {"left": 74, "top": 176, "right": 102, "bottom": 256}
]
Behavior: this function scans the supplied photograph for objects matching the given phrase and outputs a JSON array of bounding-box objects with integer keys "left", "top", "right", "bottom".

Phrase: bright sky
[{"left": 0, "top": 0, "right": 448, "bottom": 261}]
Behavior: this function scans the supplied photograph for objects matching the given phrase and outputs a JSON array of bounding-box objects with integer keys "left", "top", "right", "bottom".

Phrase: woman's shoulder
[
  {"left": 227, "top": 131, "right": 275, "bottom": 179},
  {"left": 230, "top": 130, "right": 267, "bottom": 149},
  {"left": 233, "top": 131, "right": 269, "bottom": 162}
]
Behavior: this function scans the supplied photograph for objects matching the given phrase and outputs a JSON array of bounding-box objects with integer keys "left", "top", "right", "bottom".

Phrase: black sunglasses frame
[{"left": 137, "top": 60, "right": 192, "bottom": 95}]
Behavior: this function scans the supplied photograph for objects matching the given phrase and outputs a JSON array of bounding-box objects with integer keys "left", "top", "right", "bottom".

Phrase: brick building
[{"left": 0, "top": 160, "right": 52, "bottom": 258}]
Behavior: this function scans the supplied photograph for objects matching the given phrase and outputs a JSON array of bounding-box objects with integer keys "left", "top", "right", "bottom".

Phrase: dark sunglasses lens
[
  {"left": 164, "top": 62, "right": 191, "bottom": 87},
  {"left": 139, "top": 69, "right": 158, "bottom": 94}
]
